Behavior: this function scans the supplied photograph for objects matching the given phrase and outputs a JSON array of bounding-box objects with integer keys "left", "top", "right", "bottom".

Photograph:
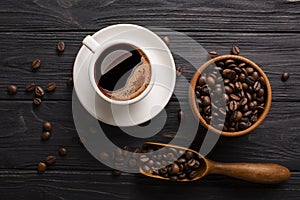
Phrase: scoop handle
[{"left": 207, "top": 160, "right": 290, "bottom": 184}]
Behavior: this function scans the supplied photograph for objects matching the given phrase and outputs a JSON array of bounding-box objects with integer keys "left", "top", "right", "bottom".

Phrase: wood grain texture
[
  {"left": 0, "top": 32, "right": 299, "bottom": 101},
  {"left": 0, "top": 0, "right": 299, "bottom": 32},
  {"left": 0, "top": 170, "right": 299, "bottom": 200},
  {"left": 0, "top": 101, "right": 299, "bottom": 171}
]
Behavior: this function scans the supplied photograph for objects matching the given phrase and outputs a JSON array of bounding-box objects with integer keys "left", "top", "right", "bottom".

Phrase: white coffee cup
[{"left": 82, "top": 35, "right": 156, "bottom": 105}]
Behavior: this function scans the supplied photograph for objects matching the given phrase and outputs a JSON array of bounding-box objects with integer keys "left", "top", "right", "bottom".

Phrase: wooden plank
[
  {"left": 0, "top": 101, "right": 299, "bottom": 171},
  {"left": 0, "top": 0, "right": 299, "bottom": 32},
  {"left": 0, "top": 32, "right": 299, "bottom": 101},
  {"left": 0, "top": 170, "right": 299, "bottom": 200}
]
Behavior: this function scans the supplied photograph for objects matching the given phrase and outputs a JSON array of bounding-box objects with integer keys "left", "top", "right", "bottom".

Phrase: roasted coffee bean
[
  {"left": 240, "top": 97, "right": 248, "bottom": 106},
  {"left": 45, "top": 156, "right": 56, "bottom": 166},
  {"left": 33, "top": 97, "right": 42, "bottom": 106},
  {"left": 169, "top": 163, "right": 180, "bottom": 174},
  {"left": 128, "top": 159, "right": 137, "bottom": 168},
  {"left": 225, "top": 59, "right": 235, "bottom": 66},
  {"left": 37, "top": 162, "right": 46, "bottom": 172},
  {"left": 198, "top": 76, "right": 206, "bottom": 86},
  {"left": 246, "top": 76, "right": 255, "bottom": 85},
  {"left": 231, "top": 45, "right": 240, "bottom": 55},
  {"left": 230, "top": 94, "right": 241, "bottom": 101},
  {"left": 208, "top": 51, "right": 218, "bottom": 58},
  {"left": 178, "top": 173, "right": 186, "bottom": 179},
  {"left": 178, "top": 110, "right": 184, "bottom": 121},
  {"left": 176, "top": 67, "right": 183, "bottom": 76},
  {"left": 42, "top": 122, "right": 52, "bottom": 132},
  {"left": 229, "top": 100, "right": 238, "bottom": 111},
  {"left": 239, "top": 73, "right": 247, "bottom": 82},
  {"left": 225, "top": 86, "right": 233, "bottom": 94},
  {"left": 257, "top": 88, "right": 265, "bottom": 97},
  {"left": 32, "top": 59, "right": 41, "bottom": 69},
  {"left": 67, "top": 76, "right": 73, "bottom": 87},
  {"left": 46, "top": 82, "right": 56, "bottom": 92},
  {"left": 35, "top": 86, "right": 44, "bottom": 97},
  {"left": 187, "top": 159, "right": 196, "bottom": 167},
  {"left": 7, "top": 85, "right": 18, "bottom": 95},
  {"left": 170, "top": 176, "right": 178, "bottom": 181},
  {"left": 158, "top": 167, "right": 168, "bottom": 175},
  {"left": 58, "top": 147, "right": 67, "bottom": 156},
  {"left": 254, "top": 81, "right": 261, "bottom": 91},
  {"left": 238, "top": 62, "right": 246, "bottom": 68},
  {"left": 282, "top": 72, "right": 289, "bottom": 82},
  {"left": 239, "top": 122, "right": 249, "bottom": 130},
  {"left": 222, "top": 69, "right": 236, "bottom": 80},
  {"left": 41, "top": 131, "right": 51, "bottom": 141},
  {"left": 99, "top": 152, "right": 109, "bottom": 161},
  {"left": 26, "top": 83, "right": 36, "bottom": 92},
  {"left": 185, "top": 151, "right": 194, "bottom": 160},
  {"left": 217, "top": 61, "right": 225, "bottom": 67},
  {"left": 202, "top": 96, "right": 211, "bottom": 106},
  {"left": 114, "top": 148, "right": 123, "bottom": 157},
  {"left": 203, "top": 106, "right": 211, "bottom": 115},
  {"left": 246, "top": 67, "right": 254, "bottom": 74},
  {"left": 57, "top": 41, "right": 65, "bottom": 52},
  {"left": 188, "top": 171, "right": 199, "bottom": 180},
  {"left": 207, "top": 76, "right": 215, "bottom": 86},
  {"left": 140, "top": 155, "right": 150, "bottom": 163},
  {"left": 162, "top": 36, "right": 170, "bottom": 45}
]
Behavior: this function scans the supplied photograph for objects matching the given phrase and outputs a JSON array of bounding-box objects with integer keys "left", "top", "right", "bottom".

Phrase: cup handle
[{"left": 82, "top": 35, "right": 100, "bottom": 53}]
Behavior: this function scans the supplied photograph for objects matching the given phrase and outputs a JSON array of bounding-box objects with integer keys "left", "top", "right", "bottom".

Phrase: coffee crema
[{"left": 95, "top": 44, "right": 151, "bottom": 101}]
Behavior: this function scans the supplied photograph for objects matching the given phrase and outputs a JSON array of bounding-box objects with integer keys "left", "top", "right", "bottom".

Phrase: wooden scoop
[{"left": 140, "top": 142, "right": 290, "bottom": 184}]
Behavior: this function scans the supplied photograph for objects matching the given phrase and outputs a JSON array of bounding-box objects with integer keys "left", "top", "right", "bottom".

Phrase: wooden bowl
[{"left": 189, "top": 55, "right": 272, "bottom": 137}]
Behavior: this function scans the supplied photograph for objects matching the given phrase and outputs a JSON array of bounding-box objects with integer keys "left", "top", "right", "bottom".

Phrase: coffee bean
[
  {"left": 225, "top": 86, "right": 233, "bottom": 94},
  {"left": 46, "top": 82, "right": 56, "bottom": 92},
  {"left": 254, "top": 81, "right": 261, "bottom": 91},
  {"left": 43, "top": 121, "right": 52, "bottom": 132},
  {"left": 246, "top": 76, "right": 255, "bottom": 85},
  {"left": 58, "top": 147, "right": 67, "bottom": 157},
  {"left": 217, "top": 61, "right": 225, "bottom": 67},
  {"left": 188, "top": 171, "right": 199, "bottom": 180},
  {"left": 32, "top": 59, "right": 41, "bottom": 69},
  {"left": 225, "top": 59, "right": 235, "bottom": 66},
  {"left": 45, "top": 156, "right": 56, "bottom": 166},
  {"left": 198, "top": 76, "right": 206, "bottom": 86},
  {"left": 37, "top": 162, "right": 46, "bottom": 172},
  {"left": 222, "top": 69, "right": 236, "bottom": 80},
  {"left": 7, "top": 85, "right": 18, "bottom": 95},
  {"left": 41, "top": 131, "right": 51, "bottom": 141},
  {"left": 140, "top": 155, "right": 150, "bottom": 163},
  {"left": 32, "top": 97, "right": 42, "bottom": 106},
  {"left": 169, "top": 163, "right": 180, "bottom": 174},
  {"left": 207, "top": 76, "right": 215, "bottom": 86},
  {"left": 202, "top": 96, "right": 211, "bottom": 106},
  {"left": 114, "top": 148, "right": 123, "bottom": 157},
  {"left": 100, "top": 152, "right": 109, "bottom": 161},
  {"left": 187, "top": 159, "right": 196, "bottom": 167},
  {"left": 229, "top": 100, "right": 238, "bottom": 111},
  {"left": 57, "top": 41, "right": 65, "bottom": 52},
  {"left": 35, "top": 86, "right": 44, "bottom": 97},
  {"left": 282, "top": 72, "right": 289, "bottom": 82},
  {"left": 257, "top": 88, "right": 265, "bottom": 97},
  {"left": 67, "top": 76, "right": 73, "bottom": 87},
  {"left": 26, "top": 83, "right": 36, "bottom": 92},
  {"left": 208, "top": 51, "right": 218, "bottom": 58},
  {"left": 176, "top": 67, "right": 183, "bottom": 76},
  {"left": 231, "top": 45, "right": 240, "bottom": 55},
  {"left": 162, "top": 36, "right": 170, "bottom": 45},
  {"left": 128, "top": 159, "right": 137, "bottom": 168},
  {"left": 185, "top": 151, "right": 194, "bottom": 160},
  {"left": 230, "top": 94, "right": 241, "bottom": 101},
  {"left": 239, "top": 122, "right": 249, "bottom": 130}
]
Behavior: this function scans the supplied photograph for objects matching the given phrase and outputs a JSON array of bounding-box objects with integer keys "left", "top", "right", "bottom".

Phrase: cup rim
[
  {"left": 189, "top": 55, "right": 272, "bottom": 137},
  {"left": 88, "top": 39, "right": 156, "bottom": 105}
]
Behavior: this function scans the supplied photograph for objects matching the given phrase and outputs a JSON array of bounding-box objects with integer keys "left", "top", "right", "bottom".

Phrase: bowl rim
[{"left": 189, "top": 55, "right": 272, "bottom": 137}]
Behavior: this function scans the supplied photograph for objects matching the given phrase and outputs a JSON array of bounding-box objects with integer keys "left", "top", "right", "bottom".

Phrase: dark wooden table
[{"left": 1, "top": 0, "right": 300, "bottom": 199}]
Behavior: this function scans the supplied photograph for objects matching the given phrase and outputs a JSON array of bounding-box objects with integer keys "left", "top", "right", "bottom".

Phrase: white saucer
[{"left": 73, "top": 24, "right": 176, "bottom": 126}]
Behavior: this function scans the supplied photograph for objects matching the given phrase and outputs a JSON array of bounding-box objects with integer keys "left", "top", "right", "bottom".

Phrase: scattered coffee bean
[
  {"left": 208, "top": 51, "right": 218, "bottom": 58},
  {"left": 162, "top": 36, "right": 170, "bottom": 45},
  {"left": 43, "top": 121, "right": 52, "bottom": 132},
  {"left": 46, "top": 82, "right": 56, "bottom": 92},
  {"left": 58, "top": 147, "right": 67, "bottom": 157},
  {"left": 231, "top": 45, "right": 240, "bottom": 55},
  {"left": 32, "top": 59, "right": 41, "bottom": 69},
  {"left": 26, "top": 83, "right": 36, "bottom": 92},
  {"left": 35, "top": 86, "right": 44, "bottom": 97},
  {"left": 7, "top": 85, "right": 18, "bottom": 95},
  {"left": 176, "top": 67, "right": 183, "bottom": 76},
  {"left": 41, "top": 131, "right": 51, "bottom": 141},
  {"left": 45, "top": 156, "right": 56, "bottom": 166},
  {"left": 33, "top": 97, "right": 42, "bottom": 106},
  {"left": 67, "top": 76, "right": 73, "bottom": 87},
  {"left": 37, "top": 162, "right": 46, "bottom": 172},
  {"left": 281, "top": 72, "right": 289, "bottom": 82},
  {"left": 57, "top": 41, "right": 65, "bottom": 52}
]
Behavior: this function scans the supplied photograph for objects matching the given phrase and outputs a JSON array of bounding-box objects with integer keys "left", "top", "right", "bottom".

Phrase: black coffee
[{"left": 95, "top": 43, "right": 151, "bottom": 101}]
